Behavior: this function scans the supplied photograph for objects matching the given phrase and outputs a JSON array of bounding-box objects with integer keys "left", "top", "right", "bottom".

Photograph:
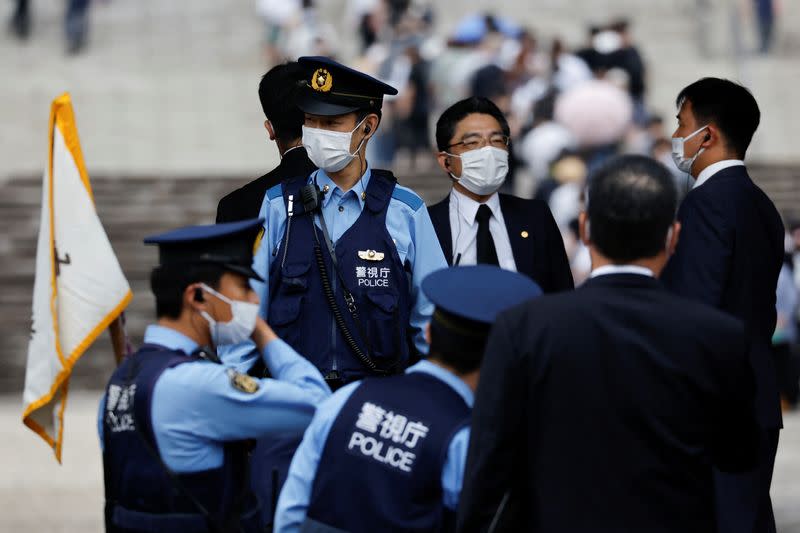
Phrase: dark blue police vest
[
  {"left": 268, "top": 170, "right": 412, "bottom": 384},
  {"left": 101, "top": 344, "right": 259, "bottom": 533},
  {"left": 305, "top": 372, "right": 471, "bottom": 532}
]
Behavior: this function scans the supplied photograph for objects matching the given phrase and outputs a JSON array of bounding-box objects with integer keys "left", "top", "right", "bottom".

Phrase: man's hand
[{"left": 251, "top": 316, "right": 279, "bottom": 350}]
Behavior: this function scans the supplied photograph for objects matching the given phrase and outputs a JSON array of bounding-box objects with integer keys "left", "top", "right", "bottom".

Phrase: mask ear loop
[
  {"left": 681, "top": 125, "right": 709, "bottom": 194},
  {"left": 443, "top": 151, "right": 465, "bottom": 265},
  {"left": 444, "top": 151, "right": 462, "bottom": 181},
  {"left": 352, "top": 115, "right": 370, "bottom": 186}
]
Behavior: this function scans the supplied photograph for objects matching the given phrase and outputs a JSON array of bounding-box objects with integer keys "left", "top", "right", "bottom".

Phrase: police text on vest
[{"left": 348, "top": 401, "right": 429, "bottom": 473}]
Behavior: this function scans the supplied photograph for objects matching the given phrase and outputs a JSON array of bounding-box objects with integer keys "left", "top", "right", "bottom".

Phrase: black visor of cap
[
  {"left": 145, "top": 218, "right": 264, "bottom": 282},
  {"left": 295, "top": 91, "right": 363, "bottom": 117}
]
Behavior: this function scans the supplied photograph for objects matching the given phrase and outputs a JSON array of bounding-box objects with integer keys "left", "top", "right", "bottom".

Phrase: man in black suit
[
  {"left": 458, "top": 155, "right": 760, "bottom": 533},
  {"left": 216, "top": 61, "right": 316, "bottom": 223},
  {"left": 427, "top": 97, "right": 573, "bottom": 293},
  {"left": 661, "top": 77, "right": 783, "bottom": 533}
]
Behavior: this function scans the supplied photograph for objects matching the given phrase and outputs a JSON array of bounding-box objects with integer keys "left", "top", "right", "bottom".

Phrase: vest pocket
[
  {"left": 269, "top": 294, "right": 304, "bottom": 326},
  {"left": 364, "top": 291, "right": 400, "bottom": 359},
  {"left": 280, "top": 262, "right": 311, "bottom": 292},
  {"left": 271, "top": 262, "right": 311, "bottom": 327}
]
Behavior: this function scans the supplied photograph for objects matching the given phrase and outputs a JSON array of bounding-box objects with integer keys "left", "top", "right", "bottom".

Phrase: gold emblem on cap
[
  {"left": 311, "top": 68, "right": 333, "bottom": 93},
  {"left": 521, "top": 230, "right": 529, "bottom": 238},
  {"left": 358, "top": 249, "right": 385, "bottom": 261}
]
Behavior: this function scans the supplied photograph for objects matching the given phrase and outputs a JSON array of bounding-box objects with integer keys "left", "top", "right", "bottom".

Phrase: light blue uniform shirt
[
  {"left": 219, "top": 166, "right": 447, "bottom": 370},
  {"left": 273, "top": 360, "right": 473, "bottom": 532},
  {"left": 98, "top": 325, "right": 331, "bottom": 472}
]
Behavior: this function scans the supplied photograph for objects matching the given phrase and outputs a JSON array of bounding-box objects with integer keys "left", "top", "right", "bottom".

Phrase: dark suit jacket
[
  {"left": 458, "top": 274, "right": 759, "bottom": 533},
  {"left": 661, "top": 165, "right": 784, "bottom": 429},
  {"left": 427, "top": 192, "right": 574, "bottom": 293},
  {"left": 216, "top": 147, "right": 316, "bottom": 223},
  {"left": 457, "top": 273, "right": 760, "bottom": 533}
]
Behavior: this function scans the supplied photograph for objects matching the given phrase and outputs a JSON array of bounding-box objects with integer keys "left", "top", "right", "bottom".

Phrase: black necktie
[{"left": 475, "top": 204, "right": 499, "bottom": 266}]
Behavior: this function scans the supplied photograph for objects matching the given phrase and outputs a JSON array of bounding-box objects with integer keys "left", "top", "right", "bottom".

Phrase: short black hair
[
  {"left": 258, "top": 62, "right": 306, "bottom": 143},
  {"left": 435, "top": 96, "right": 510, "bottom": 152},
  {"left": 428, "top": 309, "right": 491, "bottom": 374},
  {"left": 356, "top": 107, "right": 382, "bottom": 124},
  {"left": 676, "top": 78, "right": 760, "bottom": 158},
  {"left": 587, "top": 155, "right": 677, "bottom": 262},
  {"left": 150, "top": 263, "right": 227, "bottom": 319}
]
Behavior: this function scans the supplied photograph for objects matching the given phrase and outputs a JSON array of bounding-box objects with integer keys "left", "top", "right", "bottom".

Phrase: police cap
[
  {"left": 296, "top": 56, "right": 398, "bottom": 116},
  {"left": 422, "top": 265, "right": 542, "bottom": 325},
  {"left": 144, "top": 218, "right": 264, "bottom": 282},
  {"left": 422, "top": 265, "right": 542, "bottom": 361}
]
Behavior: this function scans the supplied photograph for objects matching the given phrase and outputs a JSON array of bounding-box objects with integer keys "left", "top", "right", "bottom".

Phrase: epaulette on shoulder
[
  {"left": 391, "top": 187, "right": 424, "bottom": 211},
  {"left": 266, "top": 183, "right": 283, "bottom": 201}
]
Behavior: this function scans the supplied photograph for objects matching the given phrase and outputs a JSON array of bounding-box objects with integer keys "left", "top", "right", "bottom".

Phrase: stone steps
[
  {"left": 0, "top": 169, "right": 451, "bottom": 393},
  {"left": 1, "top": 165, "right": 796, "bottom": 393}
]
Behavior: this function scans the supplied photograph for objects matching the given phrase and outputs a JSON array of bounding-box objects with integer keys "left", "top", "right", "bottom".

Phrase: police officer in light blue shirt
[
  {"left": 224, "top": 56, "right": 447, "bottom": 387},
  {"left": 273, "top": 265, "right": 542, "bottom": 533},
  {"left": 97, "top": 219, "right": 330, "bottom": 533},
  {"left": 226, "top": 56, "right": 447, "bottom": 528}
]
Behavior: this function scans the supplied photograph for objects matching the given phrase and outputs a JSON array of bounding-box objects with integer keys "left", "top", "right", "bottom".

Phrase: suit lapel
[
  {"left": 500, "top": 194, "right": 534, "bottom": 277},
  {"left": 428, "top": 194, "right": 454, "bottom": 265}
]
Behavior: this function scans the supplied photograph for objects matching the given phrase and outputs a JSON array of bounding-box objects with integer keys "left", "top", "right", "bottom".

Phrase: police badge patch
[
  {"left": 252, "top": 227, "right": 265, "bottom": 256},
  {"left": 227, "top": 368, "right": 259, "bottom": 394}
]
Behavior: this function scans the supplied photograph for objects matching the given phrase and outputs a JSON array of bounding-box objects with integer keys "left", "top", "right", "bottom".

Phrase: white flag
[{"left": 22, "top": 93, "right": 132, "bottom": 462}]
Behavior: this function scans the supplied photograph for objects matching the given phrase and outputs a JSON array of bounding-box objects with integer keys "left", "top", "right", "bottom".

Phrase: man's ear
[
  {"left": 425, "top": 321, "right": 431, "bottom": 346},
  {"left": 579, "top": 212, "right": 591, "bottom": 245},
  {"left": 702, "top": 125, "right": 717, "bottom": 149},
  {"left": 363, "top": 113, "right": 380, "bottom": 140},
  {"left": 436, "top": 152, "right": 451, "bottom": 175},
  {"left": 264, "top": 119, "right": 276, "bottom": 141},
  {"left": 184, "top": 283, "right": 206, "bottom": 313}
]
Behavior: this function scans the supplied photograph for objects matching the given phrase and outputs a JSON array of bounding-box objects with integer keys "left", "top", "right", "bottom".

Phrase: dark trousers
[{"left": 714, "top": 428, "right": 779, "bottom": 533}]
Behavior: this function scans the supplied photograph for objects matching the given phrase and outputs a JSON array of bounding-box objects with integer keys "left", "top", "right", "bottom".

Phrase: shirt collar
[
  {"left": 280, "top": 145, "right": 305, "bottom": 160},
  {"left": 694, "top": 159, "right": 744, "bottom": 189},
  {"left": 311, "top": 165, "right": 372, "bottom": 209},
  {"left": 450, "top": 187, "right": 500, "bottom": 227},
  {"left": 143, "top": 324, "right": 199, "bottom": 355},
  {"left": 406, "top": 359, "right": 475, "bottom": 408},
  {"left": 590, "top": 265, "right": 655, "bottom": 279}
]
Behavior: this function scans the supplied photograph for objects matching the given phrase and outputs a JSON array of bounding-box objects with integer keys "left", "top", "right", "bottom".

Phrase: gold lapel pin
[
  {"left": 361, "top": 191, "right": 366, "bottom": 201},
  {"left": 521, "top": 231, "right": 529, "bottom": 238}
]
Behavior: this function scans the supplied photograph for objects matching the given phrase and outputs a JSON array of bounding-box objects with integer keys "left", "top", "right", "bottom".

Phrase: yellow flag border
[{"left": 22, "top": 93, "right": 133, "bottom": 462}]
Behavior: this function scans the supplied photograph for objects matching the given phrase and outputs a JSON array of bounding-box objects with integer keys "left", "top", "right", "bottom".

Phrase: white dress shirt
[
  {"left": 590, "top": 264, "right": 654, "bottom": 278},
  {"left": 693, "top": 159, "right": 744, "bottom": 189},
  {"left": 448, "top": 188, "right": 517, "bottom": 271}
]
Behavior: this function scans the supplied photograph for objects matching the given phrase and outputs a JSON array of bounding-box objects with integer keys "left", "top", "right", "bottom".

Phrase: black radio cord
[{"left": 312, "top": 242, "right": 378, "bottom": 373}]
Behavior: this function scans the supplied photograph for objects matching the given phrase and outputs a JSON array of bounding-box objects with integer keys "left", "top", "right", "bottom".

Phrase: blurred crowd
[
  {"left": 778, "top": 223, "right": 800, "bottom": 410},
  {"left": 257, "top": 0, "right": 682, "bottom": 285}
]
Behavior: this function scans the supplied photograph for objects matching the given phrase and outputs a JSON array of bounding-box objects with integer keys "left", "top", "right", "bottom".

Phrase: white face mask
[
  {"left": 671, "top": 124, "right": 708, "bottom": 174},
  {"left": 302, "top": 117, "right": 368, "bottom": 173},
  {"left": 447, "top": 146, "right": 509, "bottom": 196},
  {"left": 197, "top": 283, "right": 259, "bottom": 347}
]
